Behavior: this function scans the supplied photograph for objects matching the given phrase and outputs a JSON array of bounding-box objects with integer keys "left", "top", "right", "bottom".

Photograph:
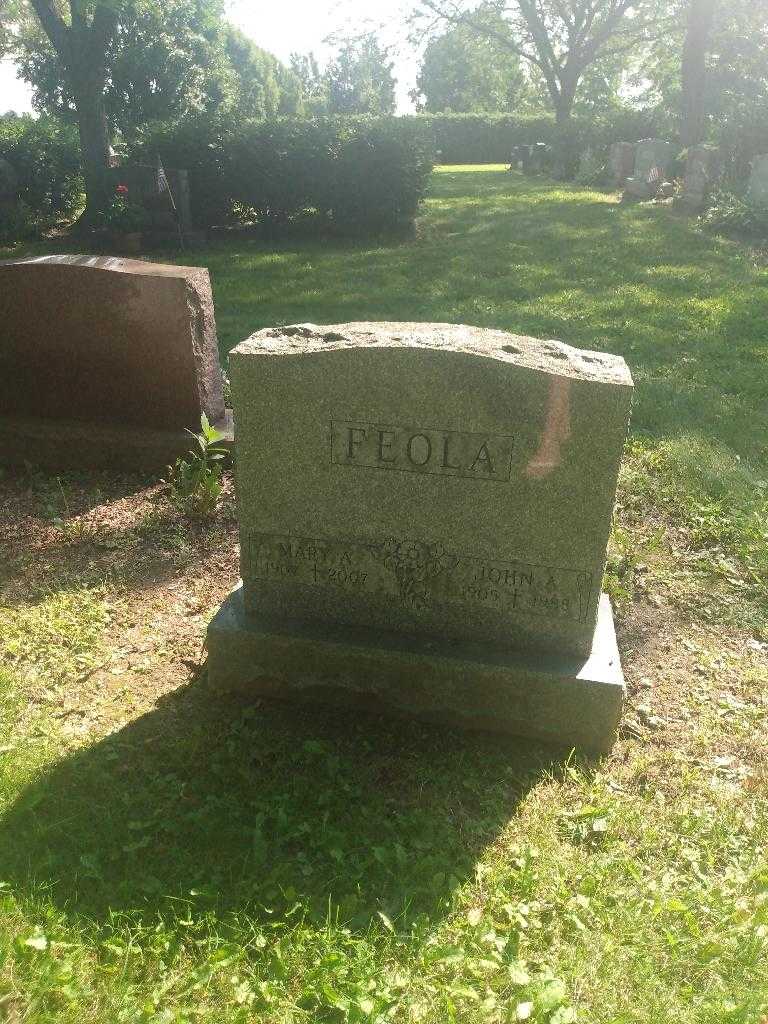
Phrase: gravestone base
[
  {"left": 0, "top": 409, "right": 233, "bottom": 473},
  {"left": 207, "top": 584, "right": 625, "bottom": 753},
  {"left": 622, "top": 178, "right": 656, "bottom": 201}
]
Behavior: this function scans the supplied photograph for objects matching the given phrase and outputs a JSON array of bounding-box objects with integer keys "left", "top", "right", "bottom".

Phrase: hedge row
[
  {"left": 416, "top": 110, "right": 661, "bottom": 165},
  {"left": 10, "top": 105, "right": 768, "bottom": 242},
  {"left": 134, "top": 115, "right": 436, "bottom": 231}
]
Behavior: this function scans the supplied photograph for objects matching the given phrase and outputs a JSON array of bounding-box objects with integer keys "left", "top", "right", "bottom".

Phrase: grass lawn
[{"left": 0, "top": 166, "right": 766, "bottom": 1023}]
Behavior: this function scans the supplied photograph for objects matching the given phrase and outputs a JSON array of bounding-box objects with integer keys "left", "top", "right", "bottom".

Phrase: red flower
[{"left": 116, "top": 184, "right": 129, "bottom": 194}]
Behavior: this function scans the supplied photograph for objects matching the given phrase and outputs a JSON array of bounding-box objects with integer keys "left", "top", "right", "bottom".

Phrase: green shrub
[
  {"left": 702, "top": 188, "right": 768, "bottom": 237},
  {"left": 135, "top": 114, "right": 435, "bottom": 233},
  {"left": 0, "top": 114, "right": 82, "bottom": 224},
  {"left": 96, "top": 191, "right": 147, "bottom": 233},
  {"left": 0, "top": 200, "right": 35, "bottom": 245}
]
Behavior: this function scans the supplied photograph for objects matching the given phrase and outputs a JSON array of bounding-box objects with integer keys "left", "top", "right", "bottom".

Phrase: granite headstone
[
  {"left": 676, "top": 146, "right": 721, "bottom": 213},
  {"left": 624, "top": 138, "right": 672, "bottom": 200},
  {"left": 0, "top": 255, "right": 230, "bottom": 470},
  {"left": 609, "top": 142, "right": 635, "bottom": 189},
  {"left": 207, "top": 322, "right": 633, "bottom": 751}
]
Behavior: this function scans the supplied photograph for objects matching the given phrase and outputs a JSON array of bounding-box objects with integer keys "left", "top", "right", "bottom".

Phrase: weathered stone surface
[
  {"left": 624, "top": 138, "right": 672, "bottom": 199},
  {"left": 207, "top": 585, "right": 625, "bottom": 752},
  {"left": 609, "top": 141, "right": 635, "bottom": 188},
  {"left": 748, "top": 154, "right": 768, "bottom": 205},
  {"left": 229, "top": 322, "right": 633, "bottom": 659},
  {"left": 0, "top": 255, "right": 225, "bottom": 433}
]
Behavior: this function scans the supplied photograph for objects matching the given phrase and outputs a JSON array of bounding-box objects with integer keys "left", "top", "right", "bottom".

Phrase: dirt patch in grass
[{"left": 0, "top": 467, "right": 238, "bottom": 738}]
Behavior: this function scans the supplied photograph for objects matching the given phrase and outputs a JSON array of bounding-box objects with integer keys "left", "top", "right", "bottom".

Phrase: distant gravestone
[
  {"left": 609, "top": 142, "right": 635, "bottom": 189},
  {"left": 748, "top": 154, "right": 768, "bottom": 205},
  {"left": 530, "top": 143, "right": 549, "bottom": 172},
  {"left": 676, "top": 146, "right": 721, "bottom": 213},
  {"left": 0, "top": 255, "right": 229, "bottom": 470},
  {"left": 109, "top": 164, "right": 196, "bottom": 245},
  {"left": 207, "top": 322, "right": 634, "bottom": 751},
  {"left": 509, "top": 145, "right": 532, "bottom": 172},
  {"left": 624, "top": 138, "right": 672, "bottom": 200}
]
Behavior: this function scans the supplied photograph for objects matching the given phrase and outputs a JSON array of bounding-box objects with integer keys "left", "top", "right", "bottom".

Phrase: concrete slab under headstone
[
  {"left": 207, "top": 322, "right": 633, "bottom": 751},
  {"left": 0, "top": 255, "right": 231, "bottom": 471},
  {"left": 208, "top": 585, "right": 624, "bottom": 752}
]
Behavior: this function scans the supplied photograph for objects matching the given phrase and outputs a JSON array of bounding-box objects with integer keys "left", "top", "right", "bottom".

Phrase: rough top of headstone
[
  {"left": 0, "top": 253, "right": 206, "bottom": 281},
  {"left": 234, "top": 322, "right": 634, "bottom": 387}
]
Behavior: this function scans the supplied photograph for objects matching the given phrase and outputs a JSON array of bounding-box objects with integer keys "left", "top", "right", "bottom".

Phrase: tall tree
[
  {"left": 24, "top": 0, "right": 121, "bottom": 222},
  {"left": 680, "top": 0, "right": 717, "bottom": 147},
  {"left": 289, "top": 52, "right": 329, "bottom": 114},
  {"left": 631, "top": 0, "right": 768, "bottom": 148},
  {"left": 414, "top": 11, "right": 527, "bottom": 111},
  {"left": 325, "top": 33, "right": 396, "bottom": 116},
  {"left": 413, "top": 0, "right": 670, "bottom": 124},
  {"left": 11, "top": 1, "right": 302, "bottom": 216},
  {"left": 223, "top": 25, "right": 302, "bottom": 119}
]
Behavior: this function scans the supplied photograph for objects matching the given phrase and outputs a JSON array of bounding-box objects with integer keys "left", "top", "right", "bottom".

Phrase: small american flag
[
  {"left": 648, "top": 164, "right": 662, "bottom": 184},
  {"left": 157, "top": 157, "right": 169, "bottom": 195}
]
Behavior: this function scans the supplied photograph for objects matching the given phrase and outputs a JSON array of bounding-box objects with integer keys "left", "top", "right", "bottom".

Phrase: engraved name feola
[
  {"left": 330, "top": 420, "right": 514, "bottom": 481},
  {"left": 246, "top": 532, "right": 592, "bottom": 624}
]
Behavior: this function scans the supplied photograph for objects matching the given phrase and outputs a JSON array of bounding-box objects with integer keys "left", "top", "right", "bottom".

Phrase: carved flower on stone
[{"left": 371, "top": 538, "right": 458, "bottom": 610}]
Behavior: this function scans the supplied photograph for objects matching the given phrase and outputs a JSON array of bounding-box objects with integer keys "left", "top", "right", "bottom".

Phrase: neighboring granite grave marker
[
  {"left": 609, "top": 142, "right": 635, "bottom": 189},
  {"left": 109, "top": 163, "right": 196, "bottom": 245},
  {"left": 624, "top": 138, "right": 672, "bottom": 200},
  {"left": 676, "top": 146, "right": 720, "bottom": 213},
  {"left": 207, "top": 322, "right": 633, "bottom": 751},
  {"left": 0, "top": 255, "right": 230, "bottom": 470}
]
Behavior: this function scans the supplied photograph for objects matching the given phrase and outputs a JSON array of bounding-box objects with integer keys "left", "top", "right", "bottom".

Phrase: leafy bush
[
  {"left": 0, "top": 114, "right": 82, "bottom": 224},
  {"left": 96, "top": 188, "right": 147, "bottom": 233},
  {"left": 0, "top": 200, "right": 35, "bottom": 245},
  {"left": 702, "top": 188, "right": 768, "bottom": 237},
  {"left": 134, "top": 114, "right": 435, "bottom": 232}
]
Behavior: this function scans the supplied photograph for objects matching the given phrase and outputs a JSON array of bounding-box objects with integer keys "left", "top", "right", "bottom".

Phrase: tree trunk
[
  {"left": 71, "top": 73, "right": 111, "bottom": 227},
  {"left": 680, "top": 0, "right": 717, "bottom": 149},
  {"left": 28, "top": 0, "right": 118, "bottom": 229},
  {"left": 551, "top": 75, "right": 578, "bottom": 179},
  {"left": 553, "top": 89, "right": 575, "bottom": 126}
]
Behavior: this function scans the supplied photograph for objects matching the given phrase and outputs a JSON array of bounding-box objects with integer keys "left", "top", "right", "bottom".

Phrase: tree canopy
[
  {"left": 414, "top": 10, "right": 527, "bottom": 112},
  {"left": 12, "top": 0, "right": 302, "bottom": 138},
  {"left": 324, "top": 33, "right": 397, "bottom": 115},
  {"left": 412, "top": 0, "right": 672, "bottom": 122}
]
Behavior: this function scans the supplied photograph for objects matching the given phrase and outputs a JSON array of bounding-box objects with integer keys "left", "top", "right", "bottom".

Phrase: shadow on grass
[{"left": 0, "top": 667, "right": 572, "bottom": 933}]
